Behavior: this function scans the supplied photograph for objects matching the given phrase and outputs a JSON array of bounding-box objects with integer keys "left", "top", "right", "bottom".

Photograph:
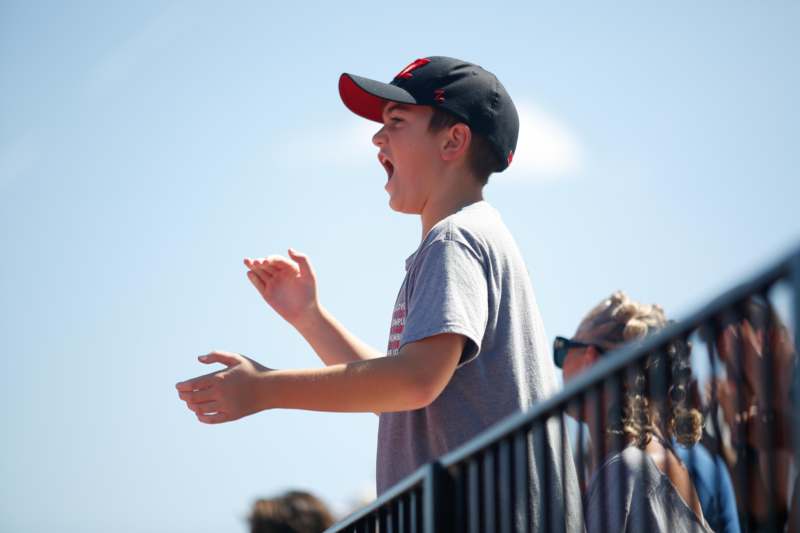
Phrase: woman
[{"left": 555, "top": 291, "right": 712, "bottom": 532}]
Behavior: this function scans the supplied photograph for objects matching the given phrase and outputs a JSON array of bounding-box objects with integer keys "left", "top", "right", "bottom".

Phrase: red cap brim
[{"left": 338, "top": 73, "right": 417, "bottom": 123}]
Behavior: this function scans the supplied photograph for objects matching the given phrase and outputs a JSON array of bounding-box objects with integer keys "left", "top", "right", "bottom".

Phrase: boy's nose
[{"left": 372, "top": 127, "right": 387, "bottom": 147}]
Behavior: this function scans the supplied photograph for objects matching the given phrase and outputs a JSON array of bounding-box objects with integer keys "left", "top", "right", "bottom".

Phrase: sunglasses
[{"left": 553, "top": 336, "right": 606, "bottom": 368}]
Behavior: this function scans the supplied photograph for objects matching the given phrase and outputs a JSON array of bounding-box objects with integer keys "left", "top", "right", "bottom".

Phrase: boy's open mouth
[{"left": 378, "top": 153, "right": 394, "bottom": 180}]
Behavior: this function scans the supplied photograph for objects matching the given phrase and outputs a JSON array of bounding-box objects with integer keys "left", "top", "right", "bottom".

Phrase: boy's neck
[{"left": 419, "top": 185, "right": 485, "bottom": 241}]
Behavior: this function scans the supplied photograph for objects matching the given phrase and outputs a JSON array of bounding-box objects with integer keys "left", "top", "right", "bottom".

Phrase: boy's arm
[
  {"left": 245, "top": 250, "right": 382, "bottom": 365},
  {"left": 176, "top": 333, "right": 464, "bottom": 422},
  {"left": 291, "top": 303, "right": 384, "bottom": 365}
]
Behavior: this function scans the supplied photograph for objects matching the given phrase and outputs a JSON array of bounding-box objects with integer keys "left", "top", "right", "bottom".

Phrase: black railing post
[
  {"left": 792, "top": 253, "right": 800, "bottom": 455},
  {"left": 423, "top": 461, "right": 453, "bottom": 533},
  {"left": 790, "top": 251, "right": 800, "bottom": 533},
  {"left": 323, "top": 244, "right": 800, "bottom": 533}
]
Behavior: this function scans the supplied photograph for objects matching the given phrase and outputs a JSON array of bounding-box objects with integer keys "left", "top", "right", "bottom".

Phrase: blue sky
[{"left": 2, "top": 1, "right": 798, "bottom": 531}]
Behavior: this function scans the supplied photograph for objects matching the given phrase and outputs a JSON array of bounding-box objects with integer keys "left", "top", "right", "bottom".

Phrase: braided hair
[{"left": 574, "top": 291, "right": 703, "bottom": 448}]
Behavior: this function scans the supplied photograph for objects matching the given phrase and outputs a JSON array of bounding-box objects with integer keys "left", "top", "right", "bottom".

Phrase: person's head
[
  {"left": 249, "top": 490, "right": 335, "bottom": 533},
  {"left": 712, "top": 294, "right": 796, "bottom": 447},
  {"left": 338, "top": 56, "right": 518, "bottom": 213},
  {"left": 714, "top": 294, "right": 792, "bottom": 366},
  {"left": 555, "top": 291, "right": 703, "bottom": 448}
]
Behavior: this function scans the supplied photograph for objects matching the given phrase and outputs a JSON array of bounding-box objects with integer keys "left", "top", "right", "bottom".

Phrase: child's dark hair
[
  {"left": 428, "top": 107, "right": 504, "bottom": 186},
  {"left": 249, "top": 490, "right": 335, "bottom": 533}
]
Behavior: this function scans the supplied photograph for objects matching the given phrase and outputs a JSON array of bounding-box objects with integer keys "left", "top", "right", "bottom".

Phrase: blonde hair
[{"left": 578, "top": 291, "right": 703, "bottom": 448}]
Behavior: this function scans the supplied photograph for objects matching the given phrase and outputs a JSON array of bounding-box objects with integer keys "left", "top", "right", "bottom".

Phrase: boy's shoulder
[
  {"left": 415, "top": 201, "right": 515, "bottom": 265},
  {"left": 422, "top": 201, "right": 501, "bottom": 247}
]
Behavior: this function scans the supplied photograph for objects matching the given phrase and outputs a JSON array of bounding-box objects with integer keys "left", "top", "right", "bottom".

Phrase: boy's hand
[
  {"left": 176, "top": 351, "right": 272, "bottom": 424},
  {"left": 244, "top": 249, "right": 319, "bottom": 326}
]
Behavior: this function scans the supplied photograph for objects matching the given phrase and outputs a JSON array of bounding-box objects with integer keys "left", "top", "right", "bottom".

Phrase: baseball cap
[{"left": 338, "top": 56, "right": 519, "bottom": 172}]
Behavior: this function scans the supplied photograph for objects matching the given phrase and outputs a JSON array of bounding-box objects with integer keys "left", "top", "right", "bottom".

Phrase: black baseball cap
[{"left": 338, "top": 56, "right": 519, "bottom": 172}]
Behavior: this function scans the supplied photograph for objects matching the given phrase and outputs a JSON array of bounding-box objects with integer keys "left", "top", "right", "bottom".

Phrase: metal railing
[{"left": 326, "top": 245, "right": 800, "bottom": 533}]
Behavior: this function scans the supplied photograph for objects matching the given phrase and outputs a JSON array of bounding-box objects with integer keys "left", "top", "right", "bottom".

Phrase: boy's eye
[{"left": 389, "top": 116, "right": 403, "bottom": 123}]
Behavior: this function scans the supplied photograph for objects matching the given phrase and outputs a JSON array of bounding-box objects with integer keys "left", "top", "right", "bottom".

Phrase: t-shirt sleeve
[{"left": 399, "top": 239, "right": 488, "bottom": 366}]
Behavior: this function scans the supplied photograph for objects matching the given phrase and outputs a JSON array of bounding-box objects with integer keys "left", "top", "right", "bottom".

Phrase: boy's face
[{"left": 372, "top": 103, "right": 442, "bottom": 214}]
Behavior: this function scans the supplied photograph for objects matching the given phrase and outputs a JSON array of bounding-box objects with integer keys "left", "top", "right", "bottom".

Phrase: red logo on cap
[
  {"left": 507, "top": 150, "right": 514, "bottom": 165},
  {"left": 434, "top": 89, "right": 445, "bottom": 103},
  {"left": 395, "top": 58, "right": 431, "bottom": 79}
]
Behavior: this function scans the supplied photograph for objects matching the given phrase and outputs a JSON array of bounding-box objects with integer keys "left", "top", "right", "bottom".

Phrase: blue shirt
[{"left": 674, "top": 442, "right": 741, "bottom": 533}]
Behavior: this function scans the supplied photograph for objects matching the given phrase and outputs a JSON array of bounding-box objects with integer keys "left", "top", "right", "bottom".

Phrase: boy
[{"left": 176, "top": 56, "right": 579, "bottom": 527}]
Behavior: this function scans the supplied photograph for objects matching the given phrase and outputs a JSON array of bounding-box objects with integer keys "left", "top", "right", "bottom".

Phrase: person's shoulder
[
  {"left": 424, "top": 201, "right": 504, "bottom": 249},
  {"left": 591, "top": 447, "right": 654, "bottom": 490},
  {"left": 601, "top": 448, "right": 641, "bottom": 475}
]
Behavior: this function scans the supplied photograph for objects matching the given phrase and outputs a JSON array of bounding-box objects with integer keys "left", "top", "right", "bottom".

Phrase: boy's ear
[{"left": 440, "top": 123, "right": 472, "bottom": 162}]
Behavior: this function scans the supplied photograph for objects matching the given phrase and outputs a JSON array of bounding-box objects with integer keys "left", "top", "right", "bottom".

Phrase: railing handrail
[
  {"left": 326, "top": 463, "right": 430, "bottom": 531},
  {"left": 325, "top": 241, "right": 800, "bottom": 532}
]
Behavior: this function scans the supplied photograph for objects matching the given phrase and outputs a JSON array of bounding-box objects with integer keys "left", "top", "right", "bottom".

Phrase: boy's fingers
[
  {"left": 258, "top": 255, "right": 295, "bottom": 272},
  {"left": 268, "top": 257, "right": 300, "bottom": 274},
  {"left": 254, "top": 257, "right": 284, "bottom": 274},
  {"left": 251, "top": 267, "right": 273, "bottom": 285},
  {"left": 288, "top": 248, "right": 315, "bottom": 278},
  {"left": 199, "top": 351, "right": 241, "bottom": 367},
  {"left": 190, "top": 400, "right": 222, "bottom": 414},
  {"left": 197, "top": 412, "right": 228, "bottom": 424},
  {"left": 247, "top": 270, "right": 266, "bottom": 292},
  {"left": 259, "top": 264, "right": 281, "bottom": 278},
  {"left": 252, "top": 260, "right": 275, "bottom": 279},
  {"left": 175, "top": 376, "right": 214, "bottom": 392},
  {"left": 179, "top": 388, "right": 216, "bottom": 404}
]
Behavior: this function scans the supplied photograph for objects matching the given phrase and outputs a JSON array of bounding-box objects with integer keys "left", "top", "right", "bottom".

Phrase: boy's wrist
[
  {"left": 290, "top": 302, "right": 326, "bottom": 334},
  {"left": 255, "top": 369, "right": 282, "bottom": 411}
]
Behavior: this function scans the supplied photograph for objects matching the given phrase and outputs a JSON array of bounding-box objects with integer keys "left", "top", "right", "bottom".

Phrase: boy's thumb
[
  {"left": 288, "top": 248, "right": 313, "bottom": 276},
  {"left": 199, "top": 352, "right": 240, "bottom": 367}
]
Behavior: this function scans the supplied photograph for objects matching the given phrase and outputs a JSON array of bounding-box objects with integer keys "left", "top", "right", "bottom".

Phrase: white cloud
[
  {"left": 275, "top": 119, "right": 379, "bottom": 170},
  {"left": 504, "top": 102, "right": 583, "bottom": 182},
  {"left": 270, "top": 102, "right": 583, "bottom": 181}
]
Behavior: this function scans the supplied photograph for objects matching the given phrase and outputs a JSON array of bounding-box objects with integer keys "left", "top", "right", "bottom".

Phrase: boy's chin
[
  {"left": 386, "top": 190, "right": 423, "bottom": 215},
  {"left": 387, "top": 198, "right": 404, "bottom": 213},
  {"left": 389, "top": 203, "right": 422, "bottom": 216},
  {"left": 387, "top": 196, "right": 407, "bottom": 213}
]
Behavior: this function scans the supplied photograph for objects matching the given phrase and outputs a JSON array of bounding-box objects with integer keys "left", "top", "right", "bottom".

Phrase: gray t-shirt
[
  {"left": 377, "top": 201, "right": 581, "bottom": 530},
  {"left": 585, "top": 446, "right": 713, "bottom": 533}
]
